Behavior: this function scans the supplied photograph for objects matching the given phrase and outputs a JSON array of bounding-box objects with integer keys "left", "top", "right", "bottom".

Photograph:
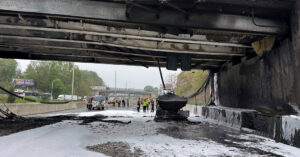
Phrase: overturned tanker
[
  {"left": 154, "top": 60, "right": 189, "bottom": 121},
  {"left": 157, "top": 90, "right": 187, "bottom": 112},
  {"left": 154, "top": 90, "right": 189, "bottom": 121}
]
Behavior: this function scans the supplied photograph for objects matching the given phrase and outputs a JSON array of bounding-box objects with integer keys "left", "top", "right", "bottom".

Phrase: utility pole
[
  {"left": 125, "top": 80, "right": 128, "bottom": 98},
  {"left": 126, "top": 81, "right": 127, "bottom": 97},
  {"left": 114, "top": 71, "right": 116, "bottom": 98},
  {"left": 51, "top": 80, "right": 54, "bottom": 100},
  {"left": 71, "top": 63, "right": 75, "bottom": 102}
]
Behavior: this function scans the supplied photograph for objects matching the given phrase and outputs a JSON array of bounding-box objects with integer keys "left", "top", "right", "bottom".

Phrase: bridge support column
[
  {"left": 216, "top": 38, "right": 298, "bottom": 114},
  {"left": 214, "top": 1, "right": 300, "bottom": 114},
  {"left": 291, "top": 1, "right": 300, "bottom": 109}
]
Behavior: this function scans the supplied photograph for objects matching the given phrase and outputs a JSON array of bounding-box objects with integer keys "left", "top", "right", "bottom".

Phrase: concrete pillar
[
  {"left": 209, "top": 73, "right": 215, "bottom": 105},
  {"left": 291, "top": 1, "right": 300, "bottom": 107}
]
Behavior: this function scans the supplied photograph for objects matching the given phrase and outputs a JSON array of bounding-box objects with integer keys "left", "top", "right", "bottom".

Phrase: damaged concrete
[
  {"left": 209, "top": 1, "right": 300, "bottom": 148},
  {"left": 0, "top": 108, "right": 299, "bottom": 156},
  {"left": 275, "top": 115, "right": 300, "bottom": 148},
  {"left": 217, "top": 39, "right": 297, "bottom": 115},
  {"left": 186, "top": 105, "right": 300, "bottom": 148}
]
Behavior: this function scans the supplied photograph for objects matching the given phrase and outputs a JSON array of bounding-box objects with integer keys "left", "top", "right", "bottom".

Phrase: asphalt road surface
[{"left": 0, "top": 107, "right": 299, "bottom": 157}]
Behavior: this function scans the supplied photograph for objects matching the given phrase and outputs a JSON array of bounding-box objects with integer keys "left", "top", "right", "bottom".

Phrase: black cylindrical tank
[{"left": 157, "top": 93, "right": 187, "bottom": 112}]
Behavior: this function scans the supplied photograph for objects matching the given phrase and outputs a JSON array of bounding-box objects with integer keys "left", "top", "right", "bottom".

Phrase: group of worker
[
  {"left": 112, "top": 98, "right": 129, "bottom": 108},
  {"left": 136, "top": 97, "right": 155, "bottom": 112}
]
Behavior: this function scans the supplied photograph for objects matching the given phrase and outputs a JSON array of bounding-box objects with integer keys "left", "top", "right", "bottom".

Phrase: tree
[
  {"left": 7, "top": 87, "right": 16, "bottom": 103},
  {"left": 0, "top": 59, "right": 18, "bottom": 89},
  {"left": 81, "top": 70, "right": 103, "bottom": 86},
  {"left": 23, "top": 61, "right": 104, "bottom": 97},
  {"left": 52, "top": 79, "right": 65, "bottom": 99},
  {"left": 15, "top": 69, "right": 23, "bottom": 79},
  {"left": 144, "top": 85, "right": 154, "bottom": 92}
]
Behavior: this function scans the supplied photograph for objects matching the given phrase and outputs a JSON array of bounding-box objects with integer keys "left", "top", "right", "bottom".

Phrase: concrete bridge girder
[
  {"left": 0, "top": 0, "right": 291, "bottom": 70},
  {"left": 0, "top": 0, "right": 287, "bottom": 35},
  {"left": 0, "top": 0, "right": 298, "bottom": 148}
]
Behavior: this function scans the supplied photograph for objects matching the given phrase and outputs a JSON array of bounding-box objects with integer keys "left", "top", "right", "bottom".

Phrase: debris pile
[
  {"left": 87, "top": 142, "right": 144, "bottom": 157},
  {"left": 0, "top": 104, "right": 21, "bottom": 120}
]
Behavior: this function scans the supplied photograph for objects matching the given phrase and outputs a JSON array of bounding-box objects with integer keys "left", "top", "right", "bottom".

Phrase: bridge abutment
[
  {"left": 208, "top": 2, "right": 300, "bottom": 147},
  {"left": 291, "top": 1, "right": 300, "bottom": 110},
  {"left": 214, "top": 2, "right": 300, "bottom": 114},
  {"left": 215, "top": 39, "right": 298, "bottom": 115}
]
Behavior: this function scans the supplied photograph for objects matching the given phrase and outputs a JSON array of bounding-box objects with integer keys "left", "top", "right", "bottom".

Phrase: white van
[{"left": 57, "top": 95, "right": 78, "bottom": 101}]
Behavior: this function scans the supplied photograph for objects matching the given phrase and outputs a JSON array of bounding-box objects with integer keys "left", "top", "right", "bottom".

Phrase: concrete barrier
[
  {"left": 0, "top": 101, "right": 85, "bottom": 116},
  {"left": 184, "top": 104, "right": 300, "bottom": 148},
  {"left": 183, "top": 104, "right": 202, "bottom": 116},
  {"left": 184, "top": 104, "right": 257, "bottom": 128}
]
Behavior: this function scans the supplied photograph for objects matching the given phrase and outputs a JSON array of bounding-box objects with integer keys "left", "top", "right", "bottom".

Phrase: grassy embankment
[{"left": 174, "top": 70, "right": 210, "bottom": 105}]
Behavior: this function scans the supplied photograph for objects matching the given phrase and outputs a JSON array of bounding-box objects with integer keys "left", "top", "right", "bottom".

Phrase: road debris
[{"left": 87, "top": 142, "right": 143, "bottom": 157}]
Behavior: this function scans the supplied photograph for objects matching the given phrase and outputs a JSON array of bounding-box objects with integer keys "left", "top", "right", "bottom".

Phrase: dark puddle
[
  {"left": 0, "top": 115, "right": 131, "bottom": 136},
  {"left": 157, "top": 121, "right": 283, "bottom": 157},
  {"left": 0, "top": 115, "right": 74, "bottom": 136}
]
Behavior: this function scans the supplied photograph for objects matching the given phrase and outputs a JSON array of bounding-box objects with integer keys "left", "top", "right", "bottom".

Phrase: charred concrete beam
[
  {"left": 0, "top": 23, "right": 252, "bottom": 48},
  {"left": 0, "top": 0, "right": 288, "bottom": 35},
  {"left": 0, "top": 14, "right": 263, "bottom": 45},
  {"left": 0, "top": 46, "right": 223, "bottom": 69},
  {"left": 0, "top": 25, "right": 250, "bottom": 56},
  {"left": 0, "top": 35, "right": 246, "bottom": 56},
  {"left": 0, "top": 43, "right": 229, "bottom": 62},
  {"left": 0, "top": 50, "right": 218, "bottom": 70},
  {"left": 192, "top": 0, "right": 293, "bottom": 10}
]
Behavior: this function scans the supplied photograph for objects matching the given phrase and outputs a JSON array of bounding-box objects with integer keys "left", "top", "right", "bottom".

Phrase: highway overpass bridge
[
  {"left": 0, "top": 0, "right": 299, "bottom": 147},
  {"left": 91, "top": 86, "right": 152, "bottom": 97},
  {"left": 0, "top": 0, "right": 290, "bottom": 70}
]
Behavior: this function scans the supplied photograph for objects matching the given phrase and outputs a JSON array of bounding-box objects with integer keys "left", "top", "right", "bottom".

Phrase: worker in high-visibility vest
[{"left": 142, "top": 98, "right": 149, "bottom": 113}]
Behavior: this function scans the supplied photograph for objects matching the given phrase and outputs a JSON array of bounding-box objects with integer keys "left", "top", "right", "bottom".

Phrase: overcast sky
[{"left": 16, "top": 59, "right": 181, "bottom": 90}]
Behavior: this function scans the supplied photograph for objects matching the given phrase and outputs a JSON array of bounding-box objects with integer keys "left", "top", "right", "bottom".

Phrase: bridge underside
[
  {"left": 1, "top": 0, "right": 300, "bottom": 148},
  {"left": 0, "top": 0, "right": 291, "bottom": 70},
  {"left": 0, "top": 0, "right": 299, "bottom": 113}
]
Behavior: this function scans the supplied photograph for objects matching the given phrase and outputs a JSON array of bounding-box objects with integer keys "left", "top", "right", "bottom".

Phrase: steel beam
[
  {"left": 0, "top": 14, "right": 258, "bottom": 45},
  {"left": 0, "top": 24, "right": 252, "bottom": 48},
  {"left": 0, "top": 45, "right": 225, "bottom": 66},
  {"left": 0, "top": 49, "right": 219, "bottom": 70},
  {"left": 0, "top": 35, "right": 245, "bottom": 56},
  {"left": 0, "top": 25, "right": 249, "bottom": 54},
  {"left": 0, "top": 0, "right": 287, "bottom": 35},
  {"left": 192, "top": 0, "right": 293, "bottom": 10},
  {"left": 0, "top": 43, "right": 229, "bottom": 62}
]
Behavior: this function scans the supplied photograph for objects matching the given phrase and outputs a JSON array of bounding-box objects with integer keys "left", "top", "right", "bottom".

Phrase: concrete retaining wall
[
  {"left": 184, "top": 105, "right": 300, "bottom": 148},
  {"left": 216, "top": 39, "right": 298, "bottom": 115},
  {"left": 184, "top": 104, "right": 256, "bottom": 128},
  {"left": 275, "top": 115, "right": 300, "bottom": 147},
  {"left": 0, "top": 101, "right": 85, "bottom": 116}
]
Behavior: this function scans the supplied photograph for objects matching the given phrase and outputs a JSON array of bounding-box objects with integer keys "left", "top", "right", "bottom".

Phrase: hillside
[{"left": 174, "top": 70, "right": 210, "bottom": 105}]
